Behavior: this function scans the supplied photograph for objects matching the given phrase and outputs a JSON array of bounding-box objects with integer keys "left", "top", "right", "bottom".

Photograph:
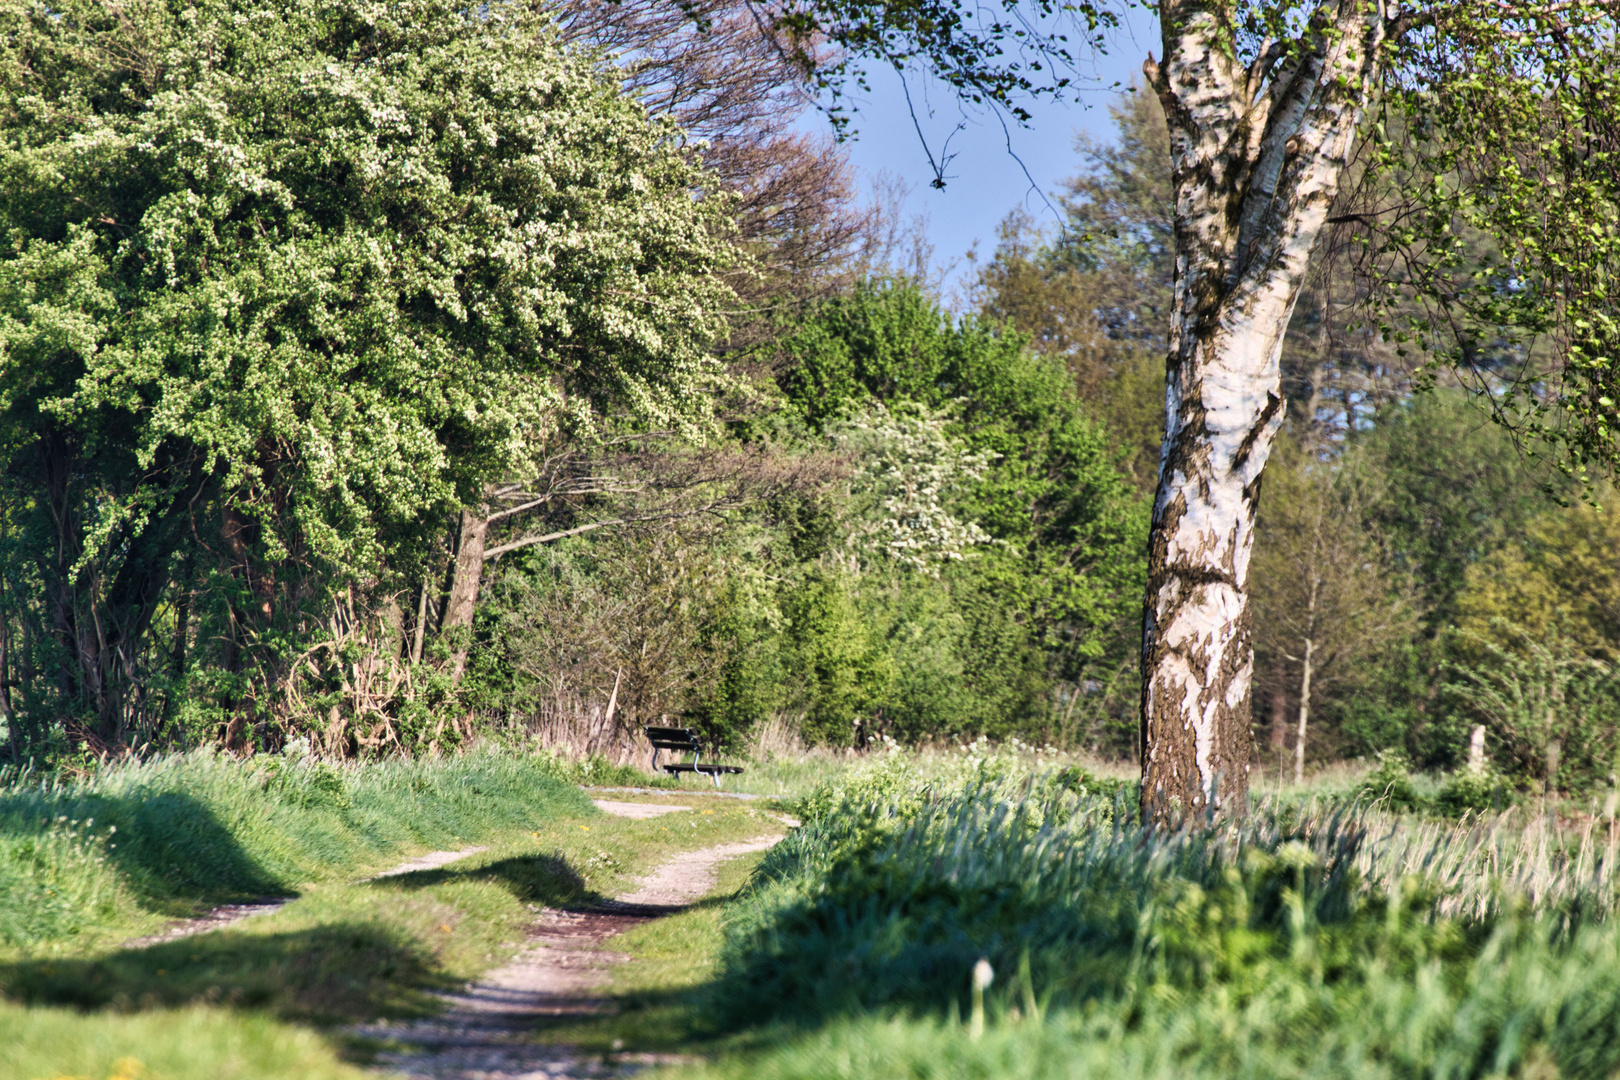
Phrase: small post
[
  {"left": 1468, "top": 725, "right": 1487, "bottom": 774},
  {"left": 970, "top": 957, "right": 993, "bottom": 1040}
]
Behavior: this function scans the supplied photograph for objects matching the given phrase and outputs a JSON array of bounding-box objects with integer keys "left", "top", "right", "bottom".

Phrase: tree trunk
[
  {"left": 1293, "top": 570, "right": 1321, "bottom": 784},
  {"left": 1139, "top": 0, "right": 1385, "bottom": 826},
  {"left": 410, "top": 579, "right": 429, "bottom": 665},
  {"left": 1293, "top": 636, "right": 1314, "bottom": 785},
  {"left": 171, "top": 551, "right": 194, "bottom": 680},
  {"left": 1546, "top": 714, "right": 1561, "bottom": 796},
  {"left": 1269, "top": 687, "right": 1288, "bottom": 781},
  {"left": 440, "top": 505, "right": 490, "bottom": 683}
]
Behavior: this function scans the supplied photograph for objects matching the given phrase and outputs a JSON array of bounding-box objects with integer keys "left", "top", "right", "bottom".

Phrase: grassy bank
[
  {"left": 645, "top": 746, "right": 1620, "bottom": 1080},
  {"left": 0, "top": 747, "right": 598, "bottom": 951}
]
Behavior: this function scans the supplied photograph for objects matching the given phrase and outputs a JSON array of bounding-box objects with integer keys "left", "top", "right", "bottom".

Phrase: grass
[
  {"left": 0, "top": 748, "right": 782, "bottom": 1080},
  {"left": 0, "top": 747, "right": 596, "bottom": 950},
  {"left": 36, "top": 737, "right": 1613, "bottom": 1080},
  {"left": 0, "top": 1003, "right": 369, "bottom": 1080},
  {"left": 572, "top": 750, "right": 848, "bottom": 801},
  {"left": 627, "top": 743, "right": 1620, "bottom": 1080}
]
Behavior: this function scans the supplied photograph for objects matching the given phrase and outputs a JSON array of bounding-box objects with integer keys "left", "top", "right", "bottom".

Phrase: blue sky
[{"left": 807, "top": 9, "right": 1160, "bottom": 299}]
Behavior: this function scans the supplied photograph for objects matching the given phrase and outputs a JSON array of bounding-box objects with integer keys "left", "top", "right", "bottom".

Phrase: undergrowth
[{"left": 678, "top": 742, "right": 1620, "bottom": 1080}]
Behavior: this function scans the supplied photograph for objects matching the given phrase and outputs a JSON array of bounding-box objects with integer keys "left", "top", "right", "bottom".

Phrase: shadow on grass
[
  {"left": 0, "top": 921, "right": 457, "bottom": 1025},
  {"left": 0, "top": 789, "right": 286, "bottom": 916},
  {"left": 368, "top": 852, "right": 598, "bottom": 909}
]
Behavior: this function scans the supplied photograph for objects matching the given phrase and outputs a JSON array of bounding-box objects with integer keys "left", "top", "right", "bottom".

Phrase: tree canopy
[{"left": 0, "top": 0, "right": 736, "bottom": 743}]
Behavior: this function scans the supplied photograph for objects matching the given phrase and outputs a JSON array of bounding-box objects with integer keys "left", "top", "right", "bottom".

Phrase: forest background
[{"left": 0, "top": 0, "right": 1612, "bottom": 796}]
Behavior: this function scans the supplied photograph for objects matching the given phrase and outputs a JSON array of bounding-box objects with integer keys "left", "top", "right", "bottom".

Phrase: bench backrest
[{"left": 644, "top": 725, "right": 704, "bottom": 751}]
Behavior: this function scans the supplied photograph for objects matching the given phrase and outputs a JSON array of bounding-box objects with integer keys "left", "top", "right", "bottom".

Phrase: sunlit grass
[
  {"left": 0, "top": 1002, "right": 373, "bottom": 1080},
  {"left": 645, "top": 744, "right": 1620, "bottom": 1080},
  {"left": 0, "top": 749, "right": 780, "bottom": 1079}
]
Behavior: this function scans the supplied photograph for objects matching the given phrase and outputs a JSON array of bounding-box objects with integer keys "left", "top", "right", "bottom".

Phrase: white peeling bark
[{"left": 1140, "top": 0, "right": 1389, "bottom": 825}]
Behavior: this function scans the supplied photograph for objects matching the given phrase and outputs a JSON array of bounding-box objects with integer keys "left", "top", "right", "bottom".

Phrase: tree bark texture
[
  {"left": 1139, "top": 0, "right": 1387, "bottom": 825},
  {"left": 440, "top": 505, "right": 490, "bottom": 683}
]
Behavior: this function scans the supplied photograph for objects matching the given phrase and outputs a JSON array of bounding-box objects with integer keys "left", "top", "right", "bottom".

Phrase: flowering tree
[
  {"left": 0, "top": 0, "right": 735, "bottom": 742},
  {"left": 835, "top": 404, "right": 996, "bottom": 574}
]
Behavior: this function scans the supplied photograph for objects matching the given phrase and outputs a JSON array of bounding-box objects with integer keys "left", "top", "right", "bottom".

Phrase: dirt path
[
  {"left": 369, "top": 847, "right": 491, "bottom": 880},
  {"left": 119, "top": 846, "right": 492, "bottom": 949},
  {"left": 589, "top": 799, "right": 691, "bottom": 820},
  {"left": 360, "top": 819, "right": 782, "bottom": 1080}
]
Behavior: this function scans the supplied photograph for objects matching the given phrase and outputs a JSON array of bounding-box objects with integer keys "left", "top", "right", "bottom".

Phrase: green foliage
[
  {"left": 1456, "top": 493, "right": 1620, "bottom": 661},
  {"left": 794, "top": 747, "right": 925, "bottom": 826},
  {"left": 1377, "top": 6, "right": 1620, "bottom": 478},
  {"left": 1436, "top": 766, "right": 1513, "bottom": 815},
  {"left": 1355, "top": 749, "right": 1425, "bottom": 812},
  {"left": 1357, "top": 392, "right": 1567, "bottom": 633},
  {"left": 1445, "top": 626, "right": 1620, "bottom": 793},
  {"left": 972, "top": 90, "right": 1172, "bottom": 491},
  {"left": 468, "top": 278, "right": 1145, "bottom": 755},
  {"left": 685, "top": 583, "right": 788, "bottom": 754},
  {"left": 756, "top": 279, "right": 1147, "bottom": 748},
  {"left": 0, "top": 0, "right": 735, "bottom": 749},
  {"left": 832, "top": 403, "right": 995, "bottom": 573},
  {"left": 779, "top": 573, "right": 893, "bottom": 746},
  {"left": 1292, "top": 391, "right": 1569, "bottom": 766}
]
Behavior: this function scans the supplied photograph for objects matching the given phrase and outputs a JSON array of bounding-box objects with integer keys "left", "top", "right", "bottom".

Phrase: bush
[
  {"left": 1436, "top": 766, "right": 1514, "bottom": 814},
  {"left": 1356, "top": 748, "right": 1426, "bottom": 811}
]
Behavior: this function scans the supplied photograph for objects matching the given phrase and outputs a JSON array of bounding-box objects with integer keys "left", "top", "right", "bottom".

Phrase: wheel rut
[
  {"left": 359, "top": 810, "right": 782, "bottom": 1080},
  {"left": 119, "top": 846, "right": 491, "bottom": 949}
]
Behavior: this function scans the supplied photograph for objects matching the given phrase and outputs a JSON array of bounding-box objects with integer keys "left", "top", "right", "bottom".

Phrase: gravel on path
[
  {"left": 588, "top": 800, "right": 691, "bottom": 820},
  {"left": 579, "top": 786, "right": 770, "bottom": 801},
  {"left": 360, "top": 804, "right": 783, "bottom": 1080}
]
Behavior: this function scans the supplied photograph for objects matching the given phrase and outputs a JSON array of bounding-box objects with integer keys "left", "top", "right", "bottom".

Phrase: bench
[{"left": 644, "top": 725, "right": 743, "bottom": 789}]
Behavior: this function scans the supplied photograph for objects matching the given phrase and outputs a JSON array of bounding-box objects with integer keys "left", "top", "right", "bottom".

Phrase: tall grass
[
  {"left": 691, "top": 745, "right": 1620, "bottom": 1080},
  {"left": 0, "top": 747, "right": 591, "bottom": 949}
]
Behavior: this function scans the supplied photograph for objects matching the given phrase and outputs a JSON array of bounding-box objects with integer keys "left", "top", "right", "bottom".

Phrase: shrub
[
  {"left": 1356, "top": 748, "right": 1426, "bottom": 811},
  {"left": 1436, "top": 766, "right": 1514, "bottom": 814}
]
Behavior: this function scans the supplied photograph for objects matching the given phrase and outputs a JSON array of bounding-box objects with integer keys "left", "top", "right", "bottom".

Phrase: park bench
[{"left": 644, "top": 725, "right": 743, "bottom": 788}]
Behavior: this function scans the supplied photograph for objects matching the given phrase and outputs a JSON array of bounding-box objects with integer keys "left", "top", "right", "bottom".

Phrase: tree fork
[{"left": 1139, "top": 0, "right": 1387, "bottom": 825}]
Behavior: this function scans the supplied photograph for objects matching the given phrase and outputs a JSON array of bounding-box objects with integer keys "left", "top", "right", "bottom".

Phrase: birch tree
[{"left": 1135, "top": 0, "right": 1620, "bottom": 823}]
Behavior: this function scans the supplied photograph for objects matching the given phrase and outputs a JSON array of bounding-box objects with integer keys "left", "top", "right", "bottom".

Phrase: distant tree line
[{"left": 3, "top": 0, "right": 1615, "bottom": 803}]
